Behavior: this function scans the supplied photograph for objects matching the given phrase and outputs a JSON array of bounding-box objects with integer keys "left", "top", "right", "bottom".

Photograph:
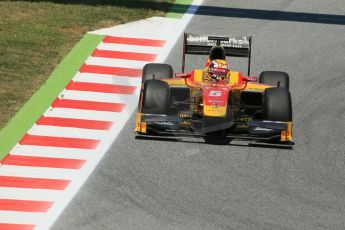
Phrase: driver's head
[{"left": 205, "top": 59, "right": 229, "bottom": 82}]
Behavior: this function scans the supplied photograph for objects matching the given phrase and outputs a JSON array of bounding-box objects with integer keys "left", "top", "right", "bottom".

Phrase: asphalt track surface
[{"left": 53, "top": 1, "right": 345, "bottom": 229}]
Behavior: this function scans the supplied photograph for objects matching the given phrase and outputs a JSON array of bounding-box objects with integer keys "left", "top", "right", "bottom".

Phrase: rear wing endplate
[{"left": 182, "top": 33, "right": 252, "bottom": 75}]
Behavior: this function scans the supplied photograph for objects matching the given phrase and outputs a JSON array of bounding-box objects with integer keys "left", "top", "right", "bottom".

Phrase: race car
[{"left": 135, "top": 33, "right": 293, "bottom": 146}]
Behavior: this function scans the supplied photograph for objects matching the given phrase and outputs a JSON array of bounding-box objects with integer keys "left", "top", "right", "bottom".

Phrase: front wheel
[
  {"left": 142, "top": 63, "right": 173, "bottom": 82},
  {"left": 141, "top": 80, "right": 170, "bottom": 114},
  {"left": 259, "top": 71, "right": 289, "bottom": 89},
  {"left": 263, "top": 88, "right": 292, "bottom": 121}
]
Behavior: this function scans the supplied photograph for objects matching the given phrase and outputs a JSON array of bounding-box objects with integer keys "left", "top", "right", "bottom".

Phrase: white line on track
[
  {"left": 73, "top": 73, "right": 142, "bottom": 86},
  {"left": 97, "top": 43, "right": 162, "bottom": 54},
  {"left": 28, "top": 125, "right": 107, "bottom": 140},
  {"left": 43, "top": 108, "right": 122, "bottom": 122},
  {"left": 60, "top": 90, "right": 138, "bottom": 104},
  {"left": 0, "top": 165, "right": 79, "bottom": 180},
  {"left": 0, "top": 187, "right": 62, "bottom": 201},
  {"left": 11, "top": 145, "right": 94, "bottom": 160},
  {"left": 85, "top": 56, "right": 148, "bottom": 69},
  {"left": 0, "top": 211, "right": 45, "bottom": 225}
]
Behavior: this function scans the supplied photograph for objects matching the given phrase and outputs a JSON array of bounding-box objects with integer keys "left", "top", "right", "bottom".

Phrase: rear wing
[{"left": 182, "top": 33, "right": 252, "bottom": 75}]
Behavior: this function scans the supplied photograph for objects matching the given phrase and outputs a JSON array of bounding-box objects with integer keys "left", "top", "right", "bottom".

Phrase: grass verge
[
  {"left": 0, "top": 0, "right": 195, "bottom": 160},
  {"left": 0, "top": 0, "right": 174, "bottom": 129},
  {"left": 0, "top": 0, "right": 180, "bottom": 159},
  {"left": 0, "top": 34, "right": 104, "bottom": 159}
]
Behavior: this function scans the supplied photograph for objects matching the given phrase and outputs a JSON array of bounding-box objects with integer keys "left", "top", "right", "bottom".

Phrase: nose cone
[
  {"left": 203, "top": 104, "right": 227, "bottom": 117},
  {"left": 202, "top": 86, "right": 230, "bottom": 117}
]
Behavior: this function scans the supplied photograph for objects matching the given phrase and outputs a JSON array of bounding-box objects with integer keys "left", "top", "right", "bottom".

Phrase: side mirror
[
  {"left": 244, "top": 76, "right": 258, "bottom": 82},
  {"left": 175, "top": 72, "right": 189, "bottom": 78}
]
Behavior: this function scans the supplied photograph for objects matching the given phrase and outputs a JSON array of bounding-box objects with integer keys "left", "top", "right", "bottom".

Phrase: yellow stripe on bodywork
[
  {"left": 135, "top": 112, "right": 147, "bottom": 133},
  {"left": 229, "top": 71, "right": 240, "bottom": 85},
  {"left": 135, "top": 113, "right": 142, "bottom": 132},
  {"left": 193, "top": 69, "right": 204, "bottom": 82},
  {"left": 244, "top": 82, "right": 272, "bottom": 91},
  {"left": 162, "top": 78, "right": 185, "bottom": 86},
  {"left": 280, "top": 122, "right": 293, "bottom": 142}
]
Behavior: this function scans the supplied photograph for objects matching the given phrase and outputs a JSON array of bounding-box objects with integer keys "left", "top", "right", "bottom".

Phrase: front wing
[{"left": 135, "top": 113, "right": 294, "bottom": 145}]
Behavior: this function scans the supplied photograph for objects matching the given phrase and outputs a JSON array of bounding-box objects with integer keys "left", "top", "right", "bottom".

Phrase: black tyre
[
  {"left": 263, "top": 88, "right": 292, "bottom": 121},
  {"left": 142, "top": 63, "right": 173, "bottom": 82},
  {"left": 142, "top": 80, "right": 170, "bottom": 114},
  {"left": 259, "top": 71, "right": 289, "bottom": 89}
]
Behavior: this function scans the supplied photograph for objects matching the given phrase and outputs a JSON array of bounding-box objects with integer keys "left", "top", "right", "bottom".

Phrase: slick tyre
[
  {"left": 142, "top": 80, "right": 170, "bottom": 114},
  {"left": 263, "top": 88, "right": 292, "bottom": 121},
  {"left": 142, "top": 63, "right": 173, "bottom": 82},
  {"left": 259, "top": 71, "right": 289, "bottom": 89}
]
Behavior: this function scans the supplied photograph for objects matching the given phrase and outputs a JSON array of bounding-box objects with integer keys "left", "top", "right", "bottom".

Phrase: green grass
[
  {"left": 0, "top": 0, "right": 174, "bottom": 129},
  {"left": 0, "top": 0, "right": 196, "bottom": 160},
  {"left": 0, "top": 33, "right": 104, "bottom": 160},
  {"left": 166, "top": 0, "right": 193, "bottom": 18}
]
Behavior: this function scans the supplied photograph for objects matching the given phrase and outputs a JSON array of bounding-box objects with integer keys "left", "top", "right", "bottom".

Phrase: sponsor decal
[
  {"left": 155, "top": 121, "right": 175, "bottom": 126},
  {"left": 179, "top": 121, "right": 191, "bottom": 126},
  {"left": 209, "top": 90, "right": 223, "bottom": 97},
  {"left": 203, "top": 86, "right": 229, "bottom": 106},
  {"left": 178, "top": 112, "right": 192, "bottom": 118},
  {"left": 175, "top": 72, "right": 189, "bottom": 78},
  {"left": 236, "top": 124, "right": 248, "bottom": 129},
  {"left": 254, "top": 127, "right": 273, "bottom": 131},
  {"left": 187, "top": 35, "right": 209, "bottom": 43},
  {"left": 262, "top": 120, "right": 284, "bottom": 124},
  {"left": 246, "top": 76, "right": 258, "bottom": 82},
  {"left": 236, "top": 116, "right": 253, "bottom": 122},
  {"left": 187, "top": 35, "right": 249, "bottom": 48}
]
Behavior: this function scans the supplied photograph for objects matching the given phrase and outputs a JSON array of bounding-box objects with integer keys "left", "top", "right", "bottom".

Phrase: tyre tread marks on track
[{"left": 0, "top": 35, "right": 166, "bottom": 229}]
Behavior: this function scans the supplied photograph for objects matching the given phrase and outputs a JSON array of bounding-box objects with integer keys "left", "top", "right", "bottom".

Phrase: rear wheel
[
  {"left": 141, "top": 80, "right": 170, "bottom": 115},
  {"left": 142, "top": 63, "right": 173, "bottom": 82},
  {"left": 263, "top": 88, "right": 292, "bottom": 121},
  {"left": 259, "top": 71, "right": 289, "bottom": 89}
]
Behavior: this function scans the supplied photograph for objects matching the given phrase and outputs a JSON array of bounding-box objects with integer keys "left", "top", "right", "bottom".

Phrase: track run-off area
[{"left": 2, "top": 0, "right": 345, "bottom": 229}]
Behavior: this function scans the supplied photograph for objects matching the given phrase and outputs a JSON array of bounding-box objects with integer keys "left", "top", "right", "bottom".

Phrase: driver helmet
[{"left": 205, "top": 59, "right": 229, "bottom": 82}]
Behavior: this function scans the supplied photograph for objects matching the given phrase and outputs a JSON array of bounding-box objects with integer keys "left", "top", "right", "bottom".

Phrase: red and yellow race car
[{"left": 135, "top": 33, "right": 293, "bottom": 146}]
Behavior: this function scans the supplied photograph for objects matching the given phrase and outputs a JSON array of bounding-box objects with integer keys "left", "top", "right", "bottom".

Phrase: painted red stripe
[
  {"left": 93, "top": 49, "right": 157, "bottom": 62},
  {"left": 0, "top": 223, "right": 35, "bottom": 230},
  {"left": 0, "top": 176, "right": 70, "bottom": 190},
  {"left": 2, "top": 155, "right": 85, "bottom": 169},
  {"left": 51, "top": 98, "right": 125, "bottom": 112},
  {"left": 0, "top": 199, "right": 53, "bottom": 212},
  {"left": 19, "top": 134, "right": 100, "bottom": 149},
  {"left": 66, "top": 81, "right": 137, "bottom": 95},
  {"left": 103, "top": 36, "right": 166, "bottom": 47},
  {"left": 37, "top": 116, "right": 113, "bottom": 130},
  {"left": 80, "top": 64, "right": 142, "bottom": 77}
]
